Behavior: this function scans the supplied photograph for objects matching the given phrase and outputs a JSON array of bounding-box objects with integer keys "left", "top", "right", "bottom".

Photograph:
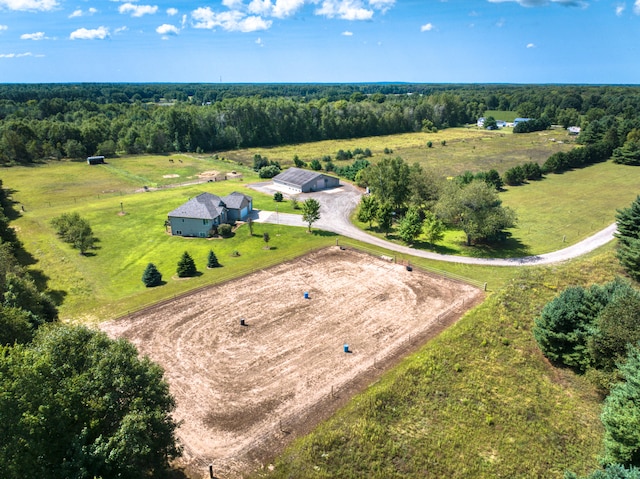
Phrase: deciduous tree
[
  {"left": 0, "top": 325, "right": 181, "bottom": 479},
  {"left": 301, "top": 198, "right": 321, "bottom": 232}
]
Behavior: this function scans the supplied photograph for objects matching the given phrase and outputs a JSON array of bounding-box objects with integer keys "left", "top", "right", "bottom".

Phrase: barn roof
[
  {"left": 222, "top": 191, "right": 251, "bottom": 210},
  {"left": 273, "top": 167, "right": 324, "bottom": 187},
  {"left": 168, "top": 193, "right": 225, "bottom": 220}
]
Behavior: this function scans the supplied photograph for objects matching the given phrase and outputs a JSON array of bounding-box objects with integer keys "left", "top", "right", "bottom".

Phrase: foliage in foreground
[
  {"left": 0, "top": 325, "right": 181, "bottom": 479},
  {"left": 253, "top": 251, "right": 621, "bottom": 479},
  {"left": 602, "top": 346, "right": 640, "bottom": 466},
  {"left": 615, "top": 195, "right": 640, "bottom": 281}
]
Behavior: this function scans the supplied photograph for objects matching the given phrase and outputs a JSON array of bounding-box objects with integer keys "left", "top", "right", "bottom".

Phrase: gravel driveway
[{"left": 247, "top": 181, "right": 617, "bottom": 267}]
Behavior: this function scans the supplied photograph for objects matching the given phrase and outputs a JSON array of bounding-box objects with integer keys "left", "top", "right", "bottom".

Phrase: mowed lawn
[
  {"left": 353, "top": 160, "right": 640, "bottom": 258},
  {"left": 4, "top": 157, "right": 330, "bottom": 321},
  {"left": 221, "top": 127, "right": 576, "bottom": 177}
]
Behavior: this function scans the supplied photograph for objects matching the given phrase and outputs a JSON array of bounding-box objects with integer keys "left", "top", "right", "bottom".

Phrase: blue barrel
[
  {"left": 343, "top": 344, "right": 349, "bottom": 353},
  {"left": 304, "top": 291, "right": 309, "bottom": 299}
]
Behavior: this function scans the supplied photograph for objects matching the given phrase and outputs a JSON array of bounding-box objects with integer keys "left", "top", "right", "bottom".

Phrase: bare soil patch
[
  {"left": 100, "top": 247, "right": 482, "bottom": 478},
  {"left": 163, "top": 174, "right": 180, "bottom": 178}
]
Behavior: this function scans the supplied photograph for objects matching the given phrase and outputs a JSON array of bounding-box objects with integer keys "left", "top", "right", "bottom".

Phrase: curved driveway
[{"left": 248, "top": 182, "right": 617, "bottom": 267}]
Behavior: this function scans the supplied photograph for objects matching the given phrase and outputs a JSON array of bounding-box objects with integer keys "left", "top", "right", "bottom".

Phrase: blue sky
[{"left": 0, "top": 0, "right": 638, "bottom": 83}]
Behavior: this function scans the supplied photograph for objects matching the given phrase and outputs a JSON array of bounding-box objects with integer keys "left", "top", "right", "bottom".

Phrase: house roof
[
  {"left": 222, "top": 191, "right": 251, "bottom": 210},
  {"left": 168, "top": 193, "right": 225, "bottom": 220},
  {"left": 273, "top": 167, "right": 325, "bottom": 187}
]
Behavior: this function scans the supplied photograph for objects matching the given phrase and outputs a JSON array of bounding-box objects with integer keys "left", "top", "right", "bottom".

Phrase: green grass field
[
  {"left": 483, "top": 110, "right": 519, "bottom": 122},
  {"left": 353, "top": 161, "right": 640, "bottom": 258},
  {"left": 253, "top": 248, "right": 625, "bottom": 479},
  {"left": 220, "top": 127, "right": 576, "bottom": 177},
  {"left": 2, "top": 133, "right": 637, "bottom": 479}
]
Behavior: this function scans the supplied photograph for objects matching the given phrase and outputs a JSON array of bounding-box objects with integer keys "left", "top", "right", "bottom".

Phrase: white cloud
[
  {"left": 420, "top": 22, "right": 433, "bottom": 31},
  {"left": 167, "top": 7, "right": 178, "bottom": 15},
  {"left": 20, "top": 31, "right": 46, "bottom": 40},
  {"left": 191, "top": 7, "right": 272, "bottom": 31},
  {"left": 156, "top": 23, "right": 179, "bottom": 36},
  {"left": 70, "top": 26, "right": 110, "bottom": 40},
  {"left": 0, "top": 52, "right": 38, "bottom": 57},
  {"left": 118, "top": 3, "right": 158, "bottom": 17},
  {"left": 114, "top": 26, "right": 128, "bottom": 34},
  {"left": 496, "top": 17, "right": 505, "bottom": 26},
  {"left": 0, "top": 0, "right": 57, "bottom": 11},
  {"left": 69, "top": 7, "right": 97, "bottom": 18},
  {"left": 0, "top": 25, "right": 8, "bottom": 31},
  {"left": 368, "top": 0, "right": 395, "bottom": 13},
  {"left": 342, "top": 30, "right": 353, "bottom": 35},
  {"left": 222, "top": 0, "right": 243, "bottom": 8},
  {"left": 315, "top": 0, "right": 373, "bottom": 20},
  {"left": 255, "top": 36, "right": 263, "bottom": 45},
  {"left": 272, "top": 0, "right": 306, "bottom": 17},
  {"left": 526, "top": 42, "right": 535, "bottom": 48},
  {"left": 246, "top": 0, "right": 305, "bottom": 18},
  {"left": 634, "top": 0, "right": 640, "bottom": 14}
]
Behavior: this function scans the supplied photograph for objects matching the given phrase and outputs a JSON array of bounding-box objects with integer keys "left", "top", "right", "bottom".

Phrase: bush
[
  {"left": 427, "top": 141, "right": 433, "bottom": 148},
  {"left": 259, "top": 165, "right": 281, "bottom": 178},
  {"left": 310, "top": 159, "right": 322, "bottom": 171},
  {"left": 217, "top": 223, "right": 232, "bottom": 238},
  {"left": 291, "top": 197, "right": 300, "bottom": 209},
  {"left": 273, "top": 191, "right": 284, "bottom": 202},
  {"left": 142, "top": 263, "right": 162, "bottom": 287}
]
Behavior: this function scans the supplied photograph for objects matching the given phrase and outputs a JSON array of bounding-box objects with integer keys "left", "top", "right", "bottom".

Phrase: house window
[
  {"left": 203, "top": 219, "right": 208, "bottom": 225},
  {"left": 175, "top": 230, "right": 182, "bottom": 235}
]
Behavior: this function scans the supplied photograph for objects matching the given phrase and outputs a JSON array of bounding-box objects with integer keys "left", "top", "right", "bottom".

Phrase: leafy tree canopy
[{"left": 0, "top": 325, "right": 181, "bottom": 479}]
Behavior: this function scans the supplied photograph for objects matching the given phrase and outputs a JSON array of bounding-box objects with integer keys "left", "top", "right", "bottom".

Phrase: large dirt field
[{"left": 101, "top": 247, "right": 483, "bottom": 478}]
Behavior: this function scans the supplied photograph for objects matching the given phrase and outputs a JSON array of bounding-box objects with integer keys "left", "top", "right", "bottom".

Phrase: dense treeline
[
  {"left": 2, "top": 83, "right": 640, "bottom": 165},
  {"left": 0, "top": 180, "right": 181, "bottom": 478}
]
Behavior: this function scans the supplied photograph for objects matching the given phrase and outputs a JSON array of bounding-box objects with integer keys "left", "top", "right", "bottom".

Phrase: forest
[{"left": 2, "top": 83, "right": 640, "bottom": 165}]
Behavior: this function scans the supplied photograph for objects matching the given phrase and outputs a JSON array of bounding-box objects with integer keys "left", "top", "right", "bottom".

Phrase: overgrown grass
[
  {"left": 253, "top": 248, "right": 628, "bottom": 479},
  {"left": 220, "top": 127, "right": 576, "bottom": 177}
]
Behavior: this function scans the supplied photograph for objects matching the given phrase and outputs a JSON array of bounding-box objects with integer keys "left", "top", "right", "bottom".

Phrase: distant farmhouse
[
  {"left": 87, "top": 156, "right": 105, "bottom": 165},
  {"left": 168, "top": 192, "right": 253, "bottom": 237},
  {"left": 477, "top": 118, "right": 508, "bottom": 129},
  {"left": 272, "top": 168, "right": 340, "bottom": 193},
  {"left": 567, "top": 126, "right": 581, "bottom": 135}
]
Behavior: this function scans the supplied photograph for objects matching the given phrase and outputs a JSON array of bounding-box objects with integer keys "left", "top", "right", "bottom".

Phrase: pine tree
[
  {"left": 142, "top": 263, "right": 163, "bottom": 287},
  {"left": 176, "top": 251, "right": 197, "bottom": 278},
  {"left": 207, "top": 250, "right": 220, "bottom": 268},
  {"left": 615, "top": 196, "right": 640, "bottom": 281}
]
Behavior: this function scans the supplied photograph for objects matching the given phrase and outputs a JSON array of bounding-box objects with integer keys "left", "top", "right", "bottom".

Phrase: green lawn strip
[
  {"left": 5, "top": 167, "right": 313, "bottom": 320},
  {"left": 351, "top": 161, "right": 640, "bottom": 258},
  {"left": 220, "top": 128, "right": 575, "bottom": 178},
  {"left": 483, "top": 110, "right": 519, "bottom": 122},
  {"left": 254, "top": 249, "right": 624, "bottom": 479},
  {"left": 500, "top": 161, "right": 640, "bottom": 253}
]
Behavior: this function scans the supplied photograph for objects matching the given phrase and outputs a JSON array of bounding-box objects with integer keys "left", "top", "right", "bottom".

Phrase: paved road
[{"left": 247, "top": 182, "right": 618, "bottom": 267}]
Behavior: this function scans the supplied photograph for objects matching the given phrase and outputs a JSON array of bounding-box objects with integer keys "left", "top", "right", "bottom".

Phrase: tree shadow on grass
[
  {"left": 310, "top": 229, "right": 338, "bottom": 237},
  {"left": 459, "top": 234, "right": 533, "bottom": 259},
  {"left": 409, "top": 239, "right": 459, "bottom": 255}
]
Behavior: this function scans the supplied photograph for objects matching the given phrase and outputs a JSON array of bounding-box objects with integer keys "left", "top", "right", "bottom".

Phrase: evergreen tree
[
  {"left": 207, "top": 250, "right": 221, "bottom": 268},
  {"left": 602, "top": 345, "right": 640, "bottom": 466},
  {"left": 615, "top": 196, "right": 640, "bottom": 281},
  {"left": 176, "top": 251, "right": 197, "bottom": 278},
  {"left": 141, "top": 263, "right": 162, "bottom": 287}
]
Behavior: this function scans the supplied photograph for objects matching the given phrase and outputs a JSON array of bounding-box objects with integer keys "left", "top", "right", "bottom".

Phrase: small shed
[
  {"left": 272, "top": 167, "right": 340, "bottom": 193},
  {"left": 87, "top": 156, "right": 105, "bottom": 165}
]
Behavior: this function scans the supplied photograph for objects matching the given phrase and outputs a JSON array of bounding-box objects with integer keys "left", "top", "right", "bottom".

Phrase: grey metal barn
[{"left": 272, "top": 167, "right": 340, "bottom": 193}]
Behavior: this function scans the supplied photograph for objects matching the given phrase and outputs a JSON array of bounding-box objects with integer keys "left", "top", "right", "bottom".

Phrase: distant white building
[
  {"left": 477, "top": 117, "right": 486, "bottom": 128},
  {"left": 513, "top": 118, "right": 531, "bottom": 125},
  {"left": 567, "top": 126, "right": 581, "bottom": 135}
]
